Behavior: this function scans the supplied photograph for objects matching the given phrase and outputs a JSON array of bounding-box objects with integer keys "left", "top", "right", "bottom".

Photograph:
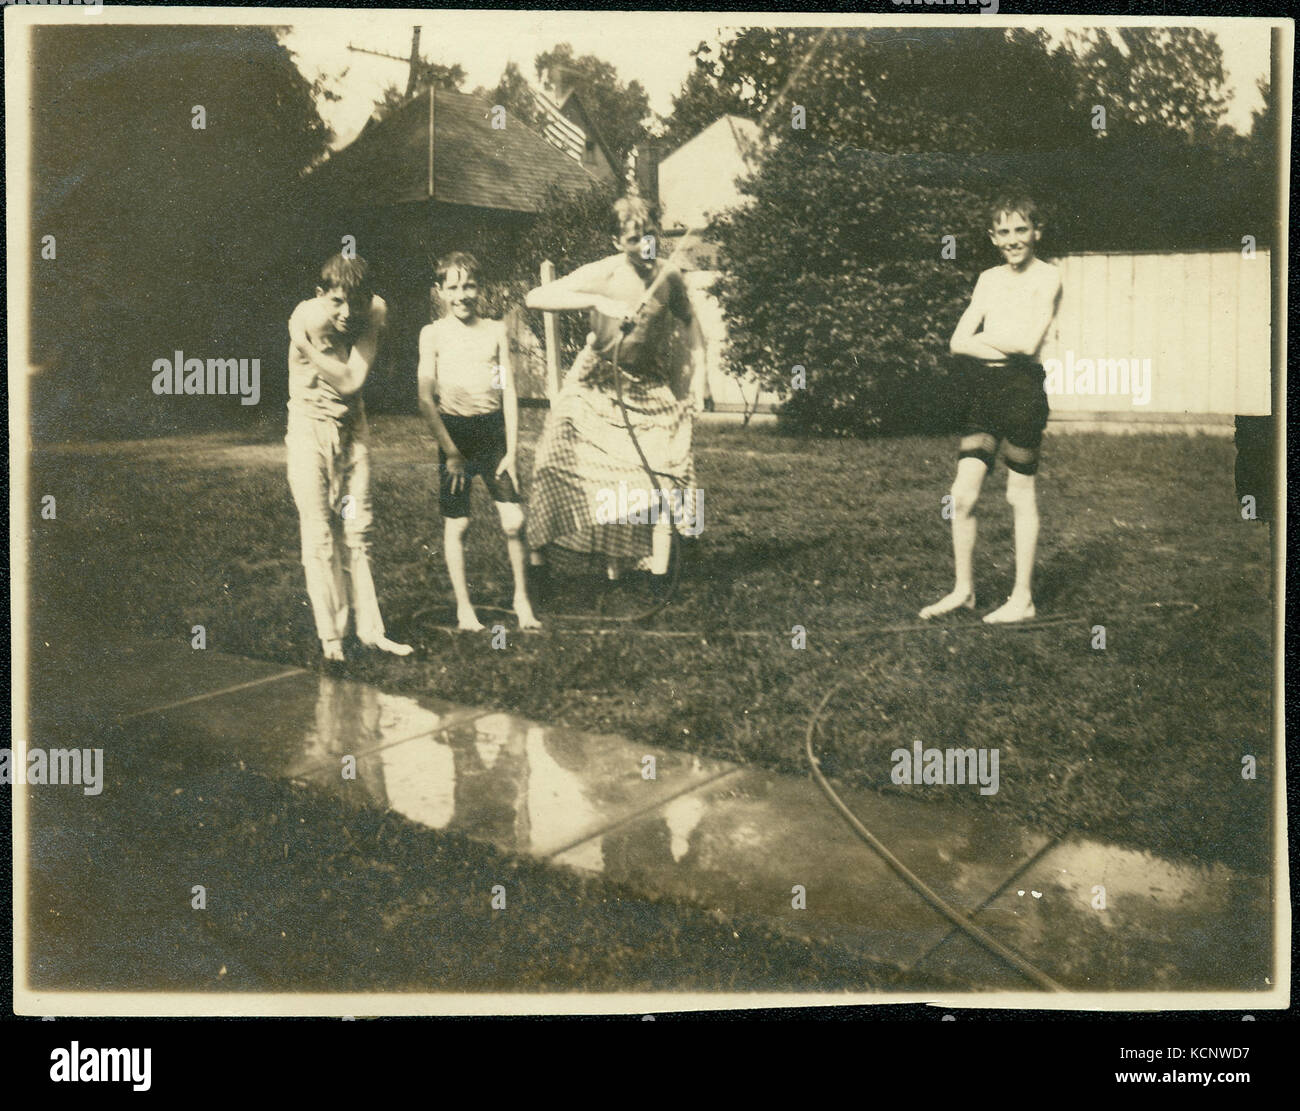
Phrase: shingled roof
[{"left": 306, "top": 86, "right": 604, "bottom": 213}]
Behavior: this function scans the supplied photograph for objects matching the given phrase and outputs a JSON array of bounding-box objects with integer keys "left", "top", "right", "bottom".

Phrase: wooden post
[{"left": 541, "top": 259, "right": 560, "bottom": 399}]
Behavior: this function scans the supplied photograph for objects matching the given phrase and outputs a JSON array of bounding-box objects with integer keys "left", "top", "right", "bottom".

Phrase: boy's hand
[
  {"left": 495, "top": 453, "right": 518, "bottom": 489},
  {"left": 444, "top": 452, "right": 467, "bottom": 495}
]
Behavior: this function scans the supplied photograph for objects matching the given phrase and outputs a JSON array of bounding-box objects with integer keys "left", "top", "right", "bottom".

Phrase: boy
[
  {"left": 418, "top": 252, "right": 540, "bottom": 631},
  {"left": 523, "top": 195, "right": 706, "bottom": 594},
  {"left": 287, "top": 254, "right": 412, "bottom": 661},
  {"left": 920, "top": 198, "right": 1062, "bottom": 624}
]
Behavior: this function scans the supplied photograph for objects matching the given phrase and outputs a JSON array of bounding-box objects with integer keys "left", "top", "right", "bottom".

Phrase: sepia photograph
[{"left": 7, "top": 4, "right": 1290, "bottom": 1021}]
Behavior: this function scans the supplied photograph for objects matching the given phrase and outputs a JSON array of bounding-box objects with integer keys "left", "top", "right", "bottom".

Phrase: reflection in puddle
[
  {"left": 1045, "top": 839, "right": 1227, "bottom": 924},
  {"left": 307, "top": 679, "right": 636, "bottom": 856}
]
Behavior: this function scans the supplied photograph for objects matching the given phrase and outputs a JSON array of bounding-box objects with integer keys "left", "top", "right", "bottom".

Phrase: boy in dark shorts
[
  {"left": 418, "top": 252, "right": 540, "bottom": 631},
  {"left": 920, "top": 198, "right": 1062, "bottom": 624}
]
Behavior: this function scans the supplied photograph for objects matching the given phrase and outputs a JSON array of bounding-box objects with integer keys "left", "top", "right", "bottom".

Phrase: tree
[
  {"left": 534, "top": 43, "right": 650, "bottom": 168},
  {"left": 477, "top": 61, "right": 547, "bottom": 131},
  {"left": 29, "top": 25, "right": 334, "bottom": 436},
  {"left": 373, "top": 59, "right": 466, "bottom": 119},
  {"left": 709, "top": 141, "right": 996, "bottom": 437},
  {"left": 1065, "top": 27, "right": 1230, "bottom": 140},
  {"left": 664, "top": 27, "right": 1090, "bottom": 156}
]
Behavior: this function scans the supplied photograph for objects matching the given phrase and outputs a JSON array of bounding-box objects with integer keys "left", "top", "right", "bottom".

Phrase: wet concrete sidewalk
[{"left": 34, "top": 639, "right": 1274, "bottom": 993}]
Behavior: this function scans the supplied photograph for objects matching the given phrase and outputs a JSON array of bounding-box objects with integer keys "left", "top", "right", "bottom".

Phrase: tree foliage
[
  {"left": 373, "top": 59, "right": 467, "bottom": 120},
  {"left": 1064, "top": 27, "right": 1229, "bottom": 140},
  {"left": 30, "top": 25, "right": 334, "bottom": 437}
]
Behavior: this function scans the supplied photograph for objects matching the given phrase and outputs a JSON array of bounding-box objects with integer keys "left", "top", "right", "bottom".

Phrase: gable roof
[
  {"left": 554, "top": 88, "right": 619, "bottom": 180},
  {"left": 306, "top": 86, "right": 604, "bottom": 213},
  {"left": 663, "top": 114, "right": 763, "bottom": 172}
]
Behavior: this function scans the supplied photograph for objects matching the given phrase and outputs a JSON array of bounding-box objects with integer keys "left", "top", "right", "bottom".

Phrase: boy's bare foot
[
  {"left": 456, "top": 608, "right": 486, "bottom": 632},
  {"left": 360, "top": 635, "right": 414, "bottom": 656},
  {"left": 983, "top": 596, "right": 1036, "bottom": 624},
  {"left": 322, "top": 638, "right": 346, "bottom": 662},
  {"left": 515, "top": 600, "right": 542, "bottom": 630},
  {"left": 919, "top": 590, "right": 976, "bottom": 620}
]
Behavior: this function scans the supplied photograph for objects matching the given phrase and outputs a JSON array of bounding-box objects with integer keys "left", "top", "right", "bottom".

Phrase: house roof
[
  {"left": 554, "top": 88, "right": 619, "bottom": 175},
  {"left": 663, "top": 114, "right": 763, "bottom": 171},
  {"left": 305, "top": 86, "right": 604, "bottom": 213}
]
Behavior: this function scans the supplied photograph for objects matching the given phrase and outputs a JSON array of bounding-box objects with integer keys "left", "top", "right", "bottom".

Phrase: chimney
[
  {"left": 633, "top": 141, "right": 660, "bottom": 206},
  {"left": 547, "top": 64, "right": 575, "bottom": 104}
]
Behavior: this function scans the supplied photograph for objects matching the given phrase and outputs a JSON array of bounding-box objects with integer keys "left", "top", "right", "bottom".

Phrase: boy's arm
[
  {"left": 288, "top": 303, "right": 348, "bottom": 385},
  {"left": 416, "top": 325, "right": 464, "bottom": 460},
  {"left": 289, "top": 299, "right": 384, "bottom": 396},
  {"left": 949, "top": 274, "right": 1009, "bottom": 361},
  {"left": 979, "top": 268, "right": 1063, "bottom": 357},
  {"left": 525, "top": 259, "right": 627, "bottom": 320},
  {"left": 495, "top": 322, "right": 520, "bottom": 483}
]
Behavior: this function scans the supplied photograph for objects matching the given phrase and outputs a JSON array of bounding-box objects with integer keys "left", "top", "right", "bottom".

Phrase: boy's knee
[
  {"left": 950, "top": 484, "right": 980, "bottom": 517},
  {"left": 496, "top": 502, "right": 524, "bottom": 537},
  {"left": 444, "top": 516, "right": 470, "bottom": 540}
]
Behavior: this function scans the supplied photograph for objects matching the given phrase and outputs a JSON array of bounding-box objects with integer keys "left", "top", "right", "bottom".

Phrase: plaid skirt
[{"left": 527, "top": 347, "right": 696, "bottom": 559}]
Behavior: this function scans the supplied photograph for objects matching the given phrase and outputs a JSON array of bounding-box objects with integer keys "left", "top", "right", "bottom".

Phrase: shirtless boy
[
  {"left": 286, "top": 253, "right": 412, "bottom": 660},
  {"left": 920, "top": 198, "right": 1062, "bottom": 625}
]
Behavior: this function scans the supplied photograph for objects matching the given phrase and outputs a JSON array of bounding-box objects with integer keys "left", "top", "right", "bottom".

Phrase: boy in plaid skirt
[{"left": 523, "top": 196, "right": 707, "bottom": 595}]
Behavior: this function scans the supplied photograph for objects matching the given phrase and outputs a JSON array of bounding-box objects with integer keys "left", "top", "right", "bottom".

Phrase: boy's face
[
  {"left": 613, "top": 217, "right": 659, "bottom": 267},
  {"left": 317, "top": 285, "right": 371, "bottom": 335},
  {"left": 988, "top": 209, "right": 1040, "bottom": 269},
  {"left": 438, "top": 266, "right": 480, "bottom": 321}
]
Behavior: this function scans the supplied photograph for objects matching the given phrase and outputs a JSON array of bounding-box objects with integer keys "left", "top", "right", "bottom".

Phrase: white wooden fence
[{"left": 1042, "top": 248, "right": 1271, "bottom": 422}]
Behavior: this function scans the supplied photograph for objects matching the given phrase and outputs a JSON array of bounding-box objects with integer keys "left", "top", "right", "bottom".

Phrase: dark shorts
[
  {"left": 957, "top": 355, "right": 1050, "bottom": 475},
  {"left": 439, "top": 410, "right": 519, "bottom": 518}
]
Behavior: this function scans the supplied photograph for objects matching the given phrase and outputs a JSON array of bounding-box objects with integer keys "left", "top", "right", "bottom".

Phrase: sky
[{"left": 280, "top": 12, "right": 1272, "bottom": 151}]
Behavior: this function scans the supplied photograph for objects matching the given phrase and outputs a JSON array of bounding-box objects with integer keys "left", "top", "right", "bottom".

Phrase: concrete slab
[
  {"left": 301, "top": 711, "right": 737, "bottom": 857},
  {"left": 28, "top": 637, "right": 303, "bottom": 734},
  {"left": 551, "top": 769, "right": 1051, "bottom": 969},
  {"left": 136, "top": 672, "right": 481, "bottom": 780},
  {"left": 34, "top": 639, "right": 1268, "bottom": 990},
  {"left": 912, "top": 837, "right": 1273, "bottom": 991}
]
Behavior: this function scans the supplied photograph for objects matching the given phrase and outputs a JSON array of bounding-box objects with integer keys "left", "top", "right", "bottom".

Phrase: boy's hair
[
  {"left": 318, "top": 254, "right": 374, "bottom": 300},
  {"left": 988, "top": 196, "right": 1043, "bottom": 231},
  {"left": 434, "top": 251, "right": 481, "bottom": 287},
  {"left": 610, "top": 194, "right": 660, "bottom": 236}
]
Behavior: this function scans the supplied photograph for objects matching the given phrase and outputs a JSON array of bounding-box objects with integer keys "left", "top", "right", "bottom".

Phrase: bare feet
[
  {"left": 919, "top": 589, "right": 976, "bottom": 620},
  {"left": 455, "top": 607, "right": 486, "bottom": 632},
  {"left": 322, "top": 638, "right": 345, "bottom": 662},
  {"left": 983, "top": 596, "right": 1036, "bottom": 624},
  {"left": 361, "top": 635, "right": 414, "bottom": 656},
  {"left": 515, "top": 600, "right": 542, "bottom": 630}
]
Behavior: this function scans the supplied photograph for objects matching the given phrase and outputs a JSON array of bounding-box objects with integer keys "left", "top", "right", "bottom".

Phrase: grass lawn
[{"left": 29, "top": 412, "right": 1274, "bottom": 874}]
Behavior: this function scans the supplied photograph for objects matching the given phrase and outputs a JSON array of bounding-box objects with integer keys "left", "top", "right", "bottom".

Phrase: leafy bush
[{"left": 710, "top": 141, "right": 1002, "bottom": 437}]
